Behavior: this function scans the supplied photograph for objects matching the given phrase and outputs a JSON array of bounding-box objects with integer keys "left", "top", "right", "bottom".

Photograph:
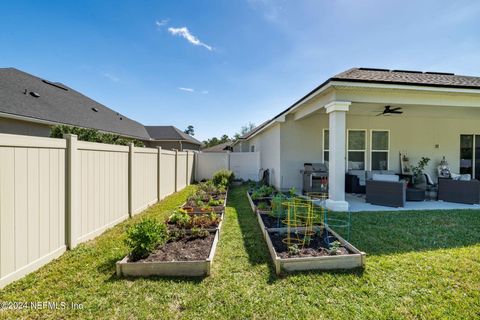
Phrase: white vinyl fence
[
  {"left": 0, "top": 133, "right": 195, "bottom": 288},
  {"left": 196, "top": 152, "right": 260, "bottom": 181}
]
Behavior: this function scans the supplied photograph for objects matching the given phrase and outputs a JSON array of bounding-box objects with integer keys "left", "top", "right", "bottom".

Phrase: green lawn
[{"left": 1, "top": 185, "right": 480, "bottom": 319}]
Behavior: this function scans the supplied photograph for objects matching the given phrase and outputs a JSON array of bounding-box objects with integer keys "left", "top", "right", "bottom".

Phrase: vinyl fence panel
[
  {"left": 0, "top": 134, "right": 67, "bottom": 288},
  {"left": 76, "top": 141, "right": 129, "bottom": 244},
  {"left": 132, "top": 147, "right": 158, "bottom": 214},
  {"left": 196, "top": 152, "right": 260, "bottom": 181},
  {"left": 159, "top": 150, "right": 176, "bottom": 199},
  {"left": 176, "top": 151, "right": 187, "bottom": 191}
]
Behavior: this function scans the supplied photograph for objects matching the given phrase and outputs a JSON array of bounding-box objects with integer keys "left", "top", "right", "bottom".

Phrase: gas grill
[{"left": 301, "top": 163, "right": 328, "bottom": 194}]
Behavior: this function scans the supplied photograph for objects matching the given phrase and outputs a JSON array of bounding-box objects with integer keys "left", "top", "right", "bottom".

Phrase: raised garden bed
[
  {"left": 265, "top": 226, "right": 365, "bottom": 274},
  {"left": 116, "top": 229, "right": 219, "bottom": 277},
  {"left": 117, "top": 180, "right": 230, "bottom": 278},
  {"left": 247, "top": 190, "right": 366, "bottom": 275}
]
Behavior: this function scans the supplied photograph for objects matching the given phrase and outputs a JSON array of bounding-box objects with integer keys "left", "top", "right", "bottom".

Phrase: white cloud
[
  {"left": 201, "top": 90, "right": 209, "bottom": 94},
  {"left": 168, "top": 27, "right": 213, "bottom": 51},
  {"left": 103, "top": 73, "right": 119, "bottom": 82},
  {"left": 178, "top": 87, "right": 194, "bottom": 92},
  {"left": 155, "top": 19, "right": 169, "bottom": 27}
]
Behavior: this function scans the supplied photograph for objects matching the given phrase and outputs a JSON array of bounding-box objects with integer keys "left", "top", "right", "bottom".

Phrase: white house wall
[
  {"left": 276, "top": 110, "right": 480, "bottom": 190},
  {"left": 249, "top": 124, "right": 281, "bottom": 188}
]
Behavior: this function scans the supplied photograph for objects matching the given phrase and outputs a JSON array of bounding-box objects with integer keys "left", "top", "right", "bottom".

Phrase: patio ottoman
[{"left": 406, "top": 188, "right": 425, "bottom": 201}]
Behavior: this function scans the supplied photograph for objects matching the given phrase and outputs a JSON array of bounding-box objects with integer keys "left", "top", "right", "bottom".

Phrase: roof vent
[
  {"left": 30, "top": 91, "right": 40, "bottom": 98},
  {"left": 91, "top": 107, "right": 99, "bottom": 112},
  {"left": 42, "top": 79, "right": 68, "bottom": 91},
  {"left": 391, "top": 69, "right": 423, "bottom": 74},
  {"left": 424, "top": 71, "right": 455, "bottom": 76},
  {"left": 359, "top": 67, "right": 390, "bottom": 72}
]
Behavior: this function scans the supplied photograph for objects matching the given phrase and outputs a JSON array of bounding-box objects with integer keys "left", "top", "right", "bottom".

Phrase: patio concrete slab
[{"left": 345, "top": 193, "right": 480, "bottom": 212}]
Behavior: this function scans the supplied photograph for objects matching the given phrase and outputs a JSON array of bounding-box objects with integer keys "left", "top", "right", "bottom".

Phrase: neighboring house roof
[
  {"left": 242, "top": 67, "right": 480, "bottom": 140},
  {"left": 145, "top": 126, "right": 202, "bottom": 145},
  {"left": 0, "top": 68, "right": 151, "bottom": 140},
  {"left": 201, "top": 142, "right": 232, "bottom": 152}
]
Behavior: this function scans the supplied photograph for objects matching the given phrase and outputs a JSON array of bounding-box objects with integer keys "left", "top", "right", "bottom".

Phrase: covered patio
[{"left": 345, "top": 193, "right": 480, "bottom": 212}]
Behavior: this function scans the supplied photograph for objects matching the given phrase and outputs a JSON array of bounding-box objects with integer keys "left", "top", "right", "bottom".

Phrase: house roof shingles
[
  {"left": 0, "top": 68, "right": 151, "bottom": 140},
  {"left": 242, "top": 67, "right": 480, "bottom": 139},
  {"left": 145, "top": 126, "right": 202, "bottom": 145},
  {"left": 332, "top": 68, "right": 480, "bottom": 89}
]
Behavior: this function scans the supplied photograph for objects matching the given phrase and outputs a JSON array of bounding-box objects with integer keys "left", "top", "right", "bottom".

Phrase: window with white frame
[
  {"left": 323, "top": 129, "right": 329, "bottom": 166},
  {"left": 371, "top": 130, "right": 389, "bottom": 170},
  {"left": 347, "top": 130, "right": 366, "bottom": 170}
]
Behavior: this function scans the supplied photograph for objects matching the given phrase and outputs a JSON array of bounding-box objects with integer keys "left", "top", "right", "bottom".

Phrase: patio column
[{"left": 325, "top": 101, "right": 351, "bottom": 211}]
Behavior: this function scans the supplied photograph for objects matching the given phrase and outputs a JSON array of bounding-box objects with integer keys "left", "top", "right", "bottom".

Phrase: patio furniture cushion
[
  {"left": 366, "top": 170, "right": 396, "bottom": 180},
  {"left": 372, "top": 174, "right": 399, "bottom": 182}
]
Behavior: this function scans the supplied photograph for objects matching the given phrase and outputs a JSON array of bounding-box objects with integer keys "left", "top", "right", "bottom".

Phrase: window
[
  {"left": 347, "top": 130, "right": 366, "bottom": 170},
  {"left": 250, "top": 145, "right": 255, "bottom": 152},
  {"left": 323, "top": 129, "right": 329, "bottom": 166},
  {"left": 460, "top": 134, "right": 480, "bottom": 179},
  {"left": 371, "top": 130, "right": 389, "bottom": 170}
]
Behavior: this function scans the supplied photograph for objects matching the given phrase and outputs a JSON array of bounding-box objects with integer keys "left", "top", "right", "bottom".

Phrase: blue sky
[{"left": 1, "top": 0, "right": 480, "bottom": 141}]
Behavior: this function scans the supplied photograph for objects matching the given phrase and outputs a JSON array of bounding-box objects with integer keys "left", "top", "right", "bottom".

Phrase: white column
[{"left": 325, "top": 101, "right": 351, "bottom": 211}]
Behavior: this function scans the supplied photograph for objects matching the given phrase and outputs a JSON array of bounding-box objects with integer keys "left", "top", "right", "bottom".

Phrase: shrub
[
  {"left": 50, "top": 125, "right": 145, "bottom": 147},
  {"left": 125, "top": 219, "right": 168, "bottom": 261},
  {"left": 212, "top": 169, "right": 234, "bottom": 187}
]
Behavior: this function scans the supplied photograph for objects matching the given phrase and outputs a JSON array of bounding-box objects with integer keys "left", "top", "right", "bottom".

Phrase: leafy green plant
[
  {"left": 208, "top": 198, "right": 223, "bottom": 206},
  {"left": 327, "top": 241, "right": 342, "bottom": 255},
  {"left": 288, "top": 244, "right": 300, "bottom": 255},
  {"left": 125, "top": 219, "right": 168, "bottom": 261},
  {"left": 412, "top": 157, "right": 431, "bottom": 184},
  {"left": 288, "top": 187, "right": 297, "bottom": 198},
  {"left": 190, "top": 227, "right": 210, "bottom": 239},
  {"left": 212, "top": 169, "right": 235, "bottom": 187},
  {"left": 251, "top": 185, "right": 275, "bottom": 200},
  {"left": 192, "top": 212, "right": 220, "bottom": 228},
  {"left": 257, "top": 202, "right": 270, "bottom": 211},
  {"left": 168, "top": 210, "right": 191, "bottom": 228},
  {"left": 50, "top": 125, "right": 145, "bottom": 147}
]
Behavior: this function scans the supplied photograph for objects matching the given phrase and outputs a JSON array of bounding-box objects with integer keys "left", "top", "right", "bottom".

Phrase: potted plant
[{"left": 411, "top": 157, "right": 430, "bottom": 186}]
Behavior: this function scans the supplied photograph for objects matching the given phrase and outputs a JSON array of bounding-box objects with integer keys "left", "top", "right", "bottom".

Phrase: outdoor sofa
[
  {"left": 365, "top": 174, "right": 406, "bottom": 207},
  {"left": 346, "top": 170, "right": 396, "bottom": 194},
  {"left": 437, "top": 178, "right": 480, "bottom": 204}
]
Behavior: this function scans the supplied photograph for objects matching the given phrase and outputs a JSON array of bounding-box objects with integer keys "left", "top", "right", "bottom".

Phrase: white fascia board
[
  {"left": 246, "top": 82, "right": 334, "bottom": 140},
  {"left": 329, "top": 80, "right": 480, "bottom": 94}
]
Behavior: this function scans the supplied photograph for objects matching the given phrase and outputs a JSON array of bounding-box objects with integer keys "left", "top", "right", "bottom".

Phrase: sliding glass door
[{"left": 460, "top": 134, "right": 480, "bottom": 179}]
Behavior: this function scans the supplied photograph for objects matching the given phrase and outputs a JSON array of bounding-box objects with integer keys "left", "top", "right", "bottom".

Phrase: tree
[
  {"left": 184, "top": 125, "right": 195, "bottom": 136},
  {"left": 202, "top": 134, "right": 232, "bottom": 148},
  {"left": 234, "top": 122, "right": 255, "bottom": 140}
]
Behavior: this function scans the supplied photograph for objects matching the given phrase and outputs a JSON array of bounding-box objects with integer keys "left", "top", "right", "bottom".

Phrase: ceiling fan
[{"left": 376, "top": 105, "right": 403, "bottom": 116}]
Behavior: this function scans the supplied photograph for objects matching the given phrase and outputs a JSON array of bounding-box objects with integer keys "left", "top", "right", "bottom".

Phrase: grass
[{"left": 1, "top": 185, "right": 480, "bottom": 319}]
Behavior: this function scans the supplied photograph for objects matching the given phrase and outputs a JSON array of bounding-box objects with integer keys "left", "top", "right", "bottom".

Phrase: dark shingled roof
[
  {"left": 242, "top": 67, "right": 480, "bottom": 140},
  {"left": 0, "top": 68, "right": 151, "bottom": 140},
  {"left": 201, "top": 141, "right": 232, "bottom": 152},
  {"left": 332, "top": 68, "right": 480, "bottom": 89},
  {"left": 145, "top": 126, "right": 202, "bottom": 145}
]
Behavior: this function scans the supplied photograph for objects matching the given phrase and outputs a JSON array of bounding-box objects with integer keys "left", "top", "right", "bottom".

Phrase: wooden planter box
[
  {"left": 248, "top": 191, "right": 366, "bottom": 275},
  {"left": 116, "top": 228, "right": 220, "bottom": 277},
  {"left": 116, "top": 190, "right": 228, "bottom": 277},
  {"left": 265, "top": 226, "right": 365, "bottom": 275}
]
